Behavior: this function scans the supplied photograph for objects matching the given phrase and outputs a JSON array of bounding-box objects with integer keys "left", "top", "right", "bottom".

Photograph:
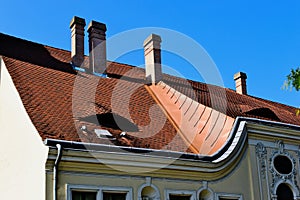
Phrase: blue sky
[{"left": 1, "top": 0, "right": 300, "bottom": 107}]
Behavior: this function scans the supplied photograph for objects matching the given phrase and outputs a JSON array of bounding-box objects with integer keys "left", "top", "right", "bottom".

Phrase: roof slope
[
  {"left": 1, "top": 32, "right": 299, "bottom": 155},
  {"left": 147, "top": 82, "right": 235, "bottom": 155}
]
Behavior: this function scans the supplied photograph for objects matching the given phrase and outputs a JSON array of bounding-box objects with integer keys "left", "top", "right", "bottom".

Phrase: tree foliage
[
  {"left": 284, "top": 68, "right": 300, "bottom": 116},
  {"left": 284, "top": 67, "right": 300, "bottom": 91}
]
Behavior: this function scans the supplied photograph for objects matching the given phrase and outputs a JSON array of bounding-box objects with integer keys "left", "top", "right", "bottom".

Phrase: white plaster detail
[
  {"left": 213, "top": 121, "right": 247, "bottom": 163},
  {"left": 202, "top": 181, "right": 208, "bottom": 189},
  {"left": 255, "top": 142, "right": 268, "bottom": 200},
  {"left": 269, "top": 140, "right": 300, "bottom": 198},
  {"left": 137, "top": 182, "right": 160, "bottom": 200},
  {"left": 255, "top": 142, "right": 267, "bottom": 179},
  {"left": 146, "top": 177, "right": 152, "bottom": 186}
]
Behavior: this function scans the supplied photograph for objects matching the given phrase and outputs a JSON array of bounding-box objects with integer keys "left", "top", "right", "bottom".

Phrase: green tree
[
  {"left": 284, "top": 68, "right": 300, "bottom": 91},
  {"left": 284, "top": 68, "right": 300, "bottom": 115}
]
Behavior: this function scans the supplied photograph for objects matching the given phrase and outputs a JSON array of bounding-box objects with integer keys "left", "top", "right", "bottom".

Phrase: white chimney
[
  {"left": 70, "top": 16, "right": 86, "bottom": 67},
  {"left": 87, "top": 20, "right": 107, "bottom": 74},
  {"left": 234, "top": 72, "right": 247, "bottom": 95},
  {"left": 143, "top": 34, "right": 162, "bottom": 85}
]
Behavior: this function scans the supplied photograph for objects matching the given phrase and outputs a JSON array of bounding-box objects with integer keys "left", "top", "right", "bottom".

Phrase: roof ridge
[
  {"left": 251, "top": 94, "right": 298, "bottom": 110},
  {"left": 0, "top": 32, "right": 70, "bottom": 53},
  {"left": 226, "top": 86, "right": 298, "bottom": 111},
  {"left": 0, "top": 31, "right": 297, "bottom": 114}
]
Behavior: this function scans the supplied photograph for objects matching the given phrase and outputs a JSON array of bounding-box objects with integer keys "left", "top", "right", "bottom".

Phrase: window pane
[
  {"left": 276, "top": 183, "right": 293, "bottom": 200},
  {"left": 103, "top": 192, "right": 126, "bottom": 200},
  {"left": 72, "top": 191, "right": 97, "bottom": 200},
  {"left": 169, "top": 194, "right": 191, "bottom": 200}
]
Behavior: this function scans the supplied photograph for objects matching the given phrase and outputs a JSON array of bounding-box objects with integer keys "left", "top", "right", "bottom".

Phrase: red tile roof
[{"left": 1, "top": 32, "right": 300, "bottom": 155}]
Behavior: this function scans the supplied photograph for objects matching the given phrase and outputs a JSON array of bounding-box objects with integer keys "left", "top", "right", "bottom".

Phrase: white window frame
[
  {"left": 67, "top": 184, "right": 133, "bottom": 200},
  {"left": 165, "top": 189, "right": 196, "bottom": 200},
  {"left": 215, "top": 192, "right": 243, "bottom": 200}
]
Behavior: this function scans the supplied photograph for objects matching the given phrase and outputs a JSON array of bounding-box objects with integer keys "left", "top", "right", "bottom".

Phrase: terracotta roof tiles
[{"left": 1, "top": 32, "right": 300, "bottom": 156}]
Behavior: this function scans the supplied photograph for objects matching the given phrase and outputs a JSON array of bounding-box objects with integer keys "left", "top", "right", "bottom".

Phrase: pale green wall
[{"left": 46, "top": 143, "right": 258, "bottom": 200}]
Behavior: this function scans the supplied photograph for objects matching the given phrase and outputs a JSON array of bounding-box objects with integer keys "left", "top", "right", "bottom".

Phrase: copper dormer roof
[{"left": 147, "top": 81, "right": 235, "bottom": 155}]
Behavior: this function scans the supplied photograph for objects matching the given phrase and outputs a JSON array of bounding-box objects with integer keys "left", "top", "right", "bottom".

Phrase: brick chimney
[
  {"left": 70, "top": 16, "right": 86, "bottom": 67},
  {"left": 234, "top": 72, "right": 247, "bottom": 95},
  {"left": 87, "top": 20, "right": 107, "bottom": 74},
  {"left": 143, "top": 34, "right": 162, "bottom": 85}
]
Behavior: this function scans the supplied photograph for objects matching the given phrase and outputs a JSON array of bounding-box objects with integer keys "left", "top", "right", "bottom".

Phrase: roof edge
[
  {"left": 44, "top": 117, "right": 297, "bottom": 168},
  {"left": 44, "top": 138, "right": 211, "bottom": 161}
]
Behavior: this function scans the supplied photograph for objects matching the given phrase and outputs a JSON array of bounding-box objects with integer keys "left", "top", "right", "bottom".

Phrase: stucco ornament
[
  {"left": 255, "top": 142, "right": 267, "bottom": 179},
  {"left": 269, "top": 140, "right": 299, "bottom": 197}
]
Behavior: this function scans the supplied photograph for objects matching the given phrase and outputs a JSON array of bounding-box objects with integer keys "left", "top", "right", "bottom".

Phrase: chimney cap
[
  {"left": 70, "top": 16, "right": 86, "bottom": 28},
  {"left": 143, "top": 34, "right": 162, "bottom": 46},
  {"left": 87, "top": 20, "right": 107, "bottom": 32},
  {"left": 234, "top": 71, "right": 247, "bottom": 80}
]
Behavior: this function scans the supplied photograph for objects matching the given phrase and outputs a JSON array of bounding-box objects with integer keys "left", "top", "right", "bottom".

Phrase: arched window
[
  {"left": 276, "top": 183, "right": 293, "bottom": 200},
  {"left": 138, "top": 185, "right": 160, "bottom": 200},
  {"left": 199, "top": 189, "right": 213, "bottom": 200},
  {"left": 141, "top": 186, "right": 156, "bottom": 199}
]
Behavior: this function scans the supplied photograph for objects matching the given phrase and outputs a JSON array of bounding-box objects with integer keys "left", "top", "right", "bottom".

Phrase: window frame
[
  {"left": 215, "top": 192, "right": 243, "bottom": 200},
  {"left": 164, "top": 189, "right": 196, "bottom": 200},
  {"left": 67, "top": 184, "right": 133, "bottom": 200}
]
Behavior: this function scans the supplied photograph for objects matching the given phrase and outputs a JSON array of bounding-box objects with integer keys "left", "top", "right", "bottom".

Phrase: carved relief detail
[
  {"left": 256, "top": 142, "right": 267, "bottom": 179},
  {"left": 269, "top": 140, "right": 299, "bottom": 196}
]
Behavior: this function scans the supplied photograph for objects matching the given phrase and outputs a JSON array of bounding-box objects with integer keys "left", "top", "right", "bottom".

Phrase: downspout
[{"left": 53, "top": 144, "right": 62, "bottom": 200}]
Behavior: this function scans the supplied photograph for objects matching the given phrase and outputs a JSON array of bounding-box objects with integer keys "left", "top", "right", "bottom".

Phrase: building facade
[{"left": 0, "top": 16, "right": 299, "bottom": 200}]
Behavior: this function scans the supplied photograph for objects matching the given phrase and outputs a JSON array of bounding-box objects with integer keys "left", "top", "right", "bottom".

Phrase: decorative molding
[
  {"left": 202, "top": 181, "right": 208, "bottom": 189},
  {"left": 46, "top": 146, "right": 242, "bottom": 175},
  {"left": 137, "top": 181, "right": 160, "bottom": 200},
  {"left": 249, "top": 139, "right": 300, "bottom": 151},
  {"left": 276, "top": 140, "right": 284, "bottom": 154},
  {"left": 255, "top": 142, "right": 267, "bottom": 179},
  {"left": 246, "top": 120, "right": 300, "bottom": 140},
  {"left": 146, "top": 177, "right": 152, "bottom": 186},
  {"left": 269, "top": 140, "right": 300, "bottom": 197}
]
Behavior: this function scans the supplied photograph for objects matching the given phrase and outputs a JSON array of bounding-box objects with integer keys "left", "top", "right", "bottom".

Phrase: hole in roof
[
  {"left": 244, "top": 107, "right": 280, "bottom": 121},
  {"left": 80, "top": 113, "right": 139, "bottom": 132}
]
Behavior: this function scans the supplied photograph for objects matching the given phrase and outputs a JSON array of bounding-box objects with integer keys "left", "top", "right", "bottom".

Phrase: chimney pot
[
  {"left": 143, "top": 34, "right": 162, "bottom": 85},
  {"left": 70, "top": 16, "right": 86, "bottom": 67},
  {"left": 234, "top": 72, "right": 247, "bottom": 95},
  {"left": 87, "top": 20, "right": 107, "bottom": 75}
]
